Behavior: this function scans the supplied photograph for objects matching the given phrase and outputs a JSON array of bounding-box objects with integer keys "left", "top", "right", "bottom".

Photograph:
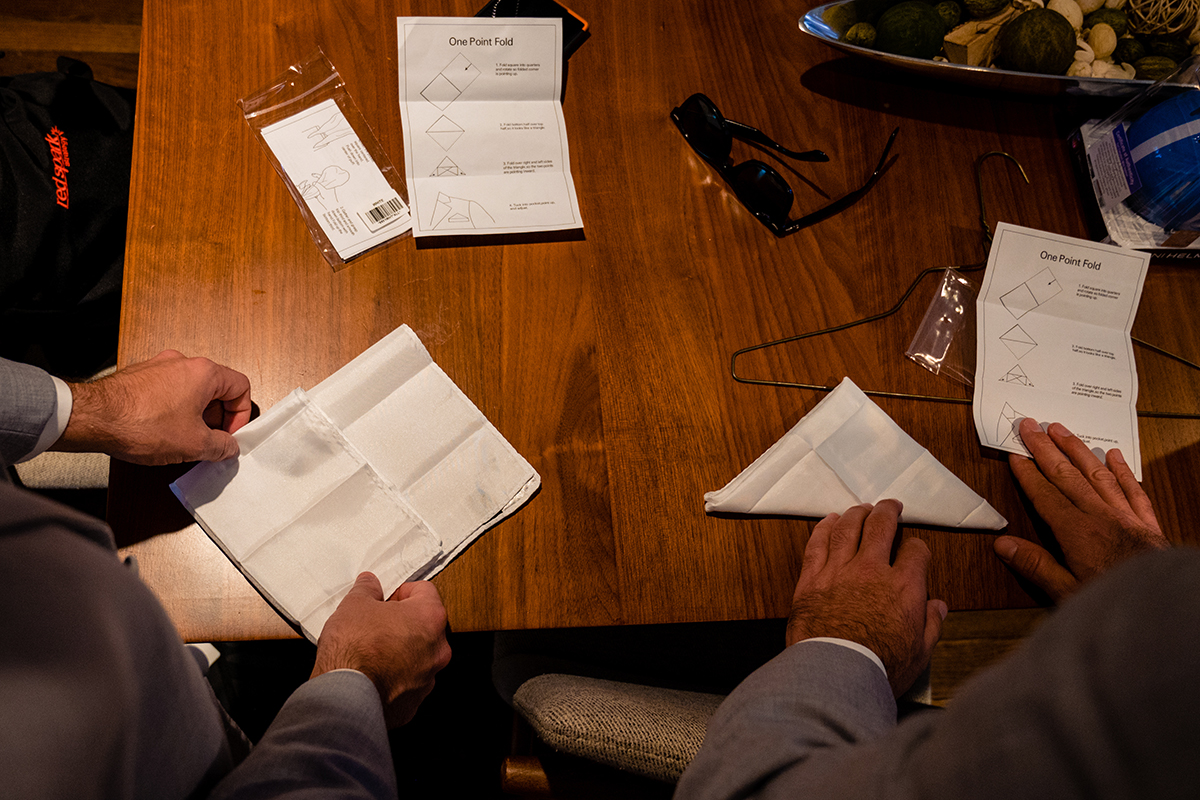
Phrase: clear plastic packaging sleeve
[
  {"left": 905, "top": 267, "right": 978, "bottom": 387},
  {"left": 238, "top": 49, "right": 411, "bottom": 270}
]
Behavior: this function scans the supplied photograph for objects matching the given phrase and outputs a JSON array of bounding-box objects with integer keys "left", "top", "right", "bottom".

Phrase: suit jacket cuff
[
  {"left": 23, "top": 377, "right": 73, "bottom": 462},
  {"left": 208, "top": 670, "right": 395, "bottom": 800},
  {"left": 0, "top": 358, "right": 59, "bottom": 466},
  {"left": 796, "top": 636, "right": 887, "bottom": 677}
]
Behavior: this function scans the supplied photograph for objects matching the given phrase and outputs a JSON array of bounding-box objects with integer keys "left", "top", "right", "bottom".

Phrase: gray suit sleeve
[
  {"left": 1, "top": 481, "right": 397, "bottom": 800},
  {"left": 678, "top": 549, "right": 1200, "bottom": 800},
  {"left": 676, "top": 641, "right": 897, "bottom": 800},
  {"left": 0, "top": 357, "right": 58, "bottom": 466},
  {"left": 209, "top": 671, "right": 397, "bottom": 800}
]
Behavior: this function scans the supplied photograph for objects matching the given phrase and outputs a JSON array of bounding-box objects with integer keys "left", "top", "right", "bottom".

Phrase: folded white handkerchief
[
  {"left": 704, "top": 378, "right": 1006, "bottom": 530},
  {"left": 307, "top": 325, "right": 541, "bottom": 565},
  {"left": 173, "top": 390, "right": 442, "bottom": 641},
  {"left": 172, "top": 325, "right": 541, "bottom": 642}
]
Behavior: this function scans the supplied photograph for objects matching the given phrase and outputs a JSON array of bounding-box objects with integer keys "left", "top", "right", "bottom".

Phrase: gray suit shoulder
[{"left": 679, "top": 550, "right": 1200, "bottom": 800}]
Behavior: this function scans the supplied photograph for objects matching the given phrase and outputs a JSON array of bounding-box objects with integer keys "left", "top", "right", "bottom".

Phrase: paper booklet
[
  {"left": 397, "top": 16, "right": 583, "bottom": 237},
  {"left": 172, "top": 326, "right": 541, "bottom": 642},
  {"left": 972, "top": 223, "right": 1150, "bottom": 480},
  {"left": 705, "top": 378, "right": 1006, "bottom": 530}
]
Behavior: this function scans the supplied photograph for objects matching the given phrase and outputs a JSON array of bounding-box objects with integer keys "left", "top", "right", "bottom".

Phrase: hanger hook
[{"left": 976, "top": 151, "right": 1029, "bottom": 250}]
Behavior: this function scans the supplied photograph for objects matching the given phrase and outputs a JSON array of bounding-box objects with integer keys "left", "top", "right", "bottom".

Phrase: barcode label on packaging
[
  {"left": 261, "top": 99, "right": 412, "bottom": 259},
  {"left": 362, "top": 197, "right": 409, "bottom": 231}
]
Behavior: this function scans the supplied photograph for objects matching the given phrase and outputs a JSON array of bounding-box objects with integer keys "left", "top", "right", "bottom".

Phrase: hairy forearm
[
  {"left": 55, "top": 376, "right": 132, "bottom": 454},
  {"left": 46, "top": 351, "right": 250, "bottom": 465}
]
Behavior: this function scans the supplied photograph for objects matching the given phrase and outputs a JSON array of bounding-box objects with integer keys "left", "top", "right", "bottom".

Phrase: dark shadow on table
[
  {"left": 107, "top": 460, "right": 198, "bottom": 547},
  {"left": 107, "top": 401, "right": 262, "bottom": 547},
  {"left": 415, "top": 228, "right": 586, "bottom": 250},
  {"left": 798, "top": 56, "right": 1129, "bottom": 135},
  {"left": 1144, "top": 435, "right": 1200, "bottom": 550}
]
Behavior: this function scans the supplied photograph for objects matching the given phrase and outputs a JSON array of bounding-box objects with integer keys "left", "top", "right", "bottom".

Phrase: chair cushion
[
  {"left": 15, "top": 450, "right": 109, "bottom": 489},
  {"left": 513, "top": 673, "right": 724, "bottom": 783}
]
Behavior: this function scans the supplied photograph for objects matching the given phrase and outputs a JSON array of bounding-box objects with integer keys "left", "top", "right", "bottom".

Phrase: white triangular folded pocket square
[{"left": 705, "top": 378, "right": 1006, "bottom": 530}]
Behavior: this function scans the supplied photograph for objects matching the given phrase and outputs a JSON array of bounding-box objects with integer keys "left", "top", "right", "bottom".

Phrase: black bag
[{"left": 0, "top": 57, "right": 135, "bottom": 378}]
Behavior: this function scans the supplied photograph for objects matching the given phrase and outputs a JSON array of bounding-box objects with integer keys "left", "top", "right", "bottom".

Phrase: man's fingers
[
  {"left": 1009, "top": 451, "right": 1080, "bottom": 530},
  {"left": 827, "top": 504, "right": 871, "bottom": 564},
  {"left": 347, "top": 571, "right": 385, "bottom": 601},
  {"left": 390, "top": 582, "right": 416, "bottom": 601},
  {"left": 149, "top": 349, "right": 185, "bottom": 363},
  {"left": 222, "top": 398, "right": 253, "bottom": 434},
  {"left": 859, "top": 499, "right": 902, "bottom": 560},
  {"left": 993, "top": 535, "right": 1078, "bottom": 602},
  {"left": 1017, "top": 420, "right": 1102, "bottom": 510},
  {"left": 1106, "top": 449, "right": 1161, "bottom": 530},
  {"left": 202, "top": 399, "right": 225, "bottom": 430},
  {"left": 201, "top": 361, "right": 253, "bottom": 434},
  {"left": 382, "top": 679, "right": 440, "bottom": 729},
  {"left": 923, "top": 599, "right": 947, "bottom": 655},
  {"left": 390, "top": 580, "right": 440, "bottom": 603},
  {"left": 391, "top": 582, "right": 450, "bottom": 637},
  {"left": 800, "top": 512, "right": 837, "bottom": 577},
  {"left": 1044, "top": 423, "right": 1133, "bottom": 514},
  {"left": 893, "top": 534, "right": 931, "bottom": 575}
]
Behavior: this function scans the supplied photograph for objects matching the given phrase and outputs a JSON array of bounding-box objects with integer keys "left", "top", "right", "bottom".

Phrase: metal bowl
[{"left": 800, "top": 0, "right": 1155, "bottom": 97}]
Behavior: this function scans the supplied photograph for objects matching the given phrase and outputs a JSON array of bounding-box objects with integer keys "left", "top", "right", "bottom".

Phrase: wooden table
[{"left": 109, "top": 0, "right": 1200, "bottom": 641}]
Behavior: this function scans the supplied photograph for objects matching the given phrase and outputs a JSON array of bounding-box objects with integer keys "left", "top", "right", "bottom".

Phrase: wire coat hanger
[{"left": 727, "top": 151, "right": 1200, "bottom": 418}]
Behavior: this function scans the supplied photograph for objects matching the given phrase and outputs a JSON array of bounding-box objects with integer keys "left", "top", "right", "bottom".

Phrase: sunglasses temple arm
[
  {"left": 778, "top": 127, "right": 900, "bottom": 236},
  {"left": 724, "top": 118, "right": 830, "bottom": 162},
  {"left": 876, "top": 127, "right": 900, "bottom": 170}
]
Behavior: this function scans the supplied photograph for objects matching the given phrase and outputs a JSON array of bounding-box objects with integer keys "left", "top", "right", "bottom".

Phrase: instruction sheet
[
  {"left": 260, "top": 99, "right": 412, "bottom": 259},
  {"left": 397, "top": 16, "right": 583, "bottom": 237},
  {"left": 973, "top": 223, "right": 1150, "bottom": 479}
]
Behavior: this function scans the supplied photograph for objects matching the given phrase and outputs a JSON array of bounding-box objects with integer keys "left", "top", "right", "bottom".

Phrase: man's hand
[
  {"left": 54, "top": 350, "right": 252, "bottom": 465},
  {"left": 786, "top": 500, "right": 947, "bottom": 698},
  {"left": 995, "top": 418, "right": 1169, "bottom": 602},
  {"left": 312, "top": 574, "right": 452, "bottom": 729}
]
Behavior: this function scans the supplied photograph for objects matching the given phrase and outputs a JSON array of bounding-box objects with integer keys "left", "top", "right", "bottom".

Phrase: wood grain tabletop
[{"left": 109, "top": 0, "right": 1200, "bottom": 640}]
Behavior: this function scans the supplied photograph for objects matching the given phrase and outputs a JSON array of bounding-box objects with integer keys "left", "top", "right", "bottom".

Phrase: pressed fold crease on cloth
[
  {"left": 172, "top": 325, "right": 541, "bottom": 642},
  {"left": 705, "top": 378, "right": 1006, "bottom": 530}
]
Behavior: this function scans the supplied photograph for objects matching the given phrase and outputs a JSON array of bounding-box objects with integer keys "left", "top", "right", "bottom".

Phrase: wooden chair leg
[{"left": 500, "top": 710, "right": 550, "bottom": 797}]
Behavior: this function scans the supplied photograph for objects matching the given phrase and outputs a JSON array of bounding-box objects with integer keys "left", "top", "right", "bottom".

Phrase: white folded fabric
[
  {"left": 307, "top": 325, "right": 541, "bottom": 565},
  {"left": 172, "top": 325, "right": 540, "bottom": 642},
  {"left": 704, "top": 378, "right": 1006, "bottom": 530}
]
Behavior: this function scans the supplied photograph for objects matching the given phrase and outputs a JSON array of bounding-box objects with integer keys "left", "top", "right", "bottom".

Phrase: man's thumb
[
  {"left": 923, "top": 599, "right": 947, "bottom": 655},
  {"left": 200, "top": 429, "right": 240, "bottom": 462},
  {"left": 347, "top": 572, "right": 384, "bottom": 601}
]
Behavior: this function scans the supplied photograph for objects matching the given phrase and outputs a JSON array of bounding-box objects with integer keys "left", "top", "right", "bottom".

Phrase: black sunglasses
[{"left": 670, "top": 93, "right": 898, "bottom": 237}]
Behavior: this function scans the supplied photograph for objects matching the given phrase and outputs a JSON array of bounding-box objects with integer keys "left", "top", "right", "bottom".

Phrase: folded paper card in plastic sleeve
[
  {"left": 172, "top": 325, "right": 541, "bottom": 641},
  {"left": 705, "top": 378, "right": 1005, "bottom": 530}
]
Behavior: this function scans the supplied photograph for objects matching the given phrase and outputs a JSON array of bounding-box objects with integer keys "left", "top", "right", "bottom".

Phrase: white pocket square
[{"left": 705, "top": 378, "right": 1006, "bottom": 530}]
